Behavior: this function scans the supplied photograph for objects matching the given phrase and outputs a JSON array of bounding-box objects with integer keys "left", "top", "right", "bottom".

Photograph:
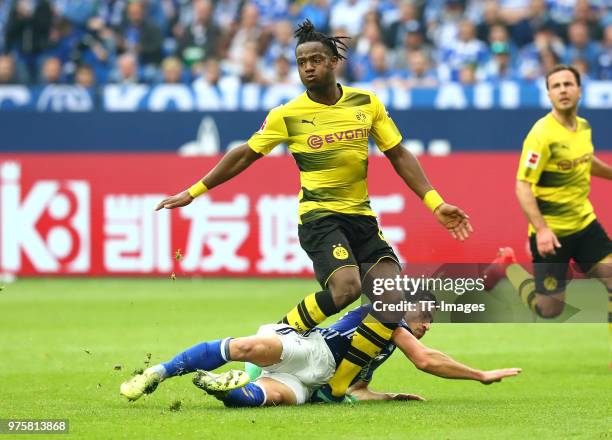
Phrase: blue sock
[
  {"left": 161, "top": 337, "right": 232, "bottom": 377},
  {"left": 221, "top": 383, "right": 266, "bottom": 408}
]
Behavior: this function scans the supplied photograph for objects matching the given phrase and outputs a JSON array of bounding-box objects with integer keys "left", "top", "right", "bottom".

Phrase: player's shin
[
  {"left": 158, "top": 337, "right": 233, "bottom": 378},
  {"left": 506, "top": 264, "right": 540, "bottom": 313},
  {"left": 327, "top": 315, "right": 396, "bottom": 397},
  {"left": 280, "top": 290, "right": 340, "bottom": 332}
]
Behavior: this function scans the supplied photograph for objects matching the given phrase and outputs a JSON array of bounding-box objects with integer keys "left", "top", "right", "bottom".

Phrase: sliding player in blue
[{"left": 120, "top": 291, "right": 520, "bottom": 406}]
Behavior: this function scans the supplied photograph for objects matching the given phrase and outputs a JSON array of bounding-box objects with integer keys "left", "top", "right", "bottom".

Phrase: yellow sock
[
  {"left": 328, "top": 315, "right": 395, "bottom": 397},
  {"left": 281, "top": 290, "right": 339, "bottom": 333},
  {"left": 506, "top": 263, "right": 538, "bottom": 313}
]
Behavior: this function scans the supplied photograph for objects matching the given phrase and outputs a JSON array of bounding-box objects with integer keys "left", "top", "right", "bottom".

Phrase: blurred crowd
[{"left": 0, "top": 0, "right": 611, "bottom": 89}]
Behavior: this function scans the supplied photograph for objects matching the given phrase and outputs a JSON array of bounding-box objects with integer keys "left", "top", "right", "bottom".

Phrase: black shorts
[
  {"left": 298, "top": 213, "right": 399, "bottom": 288},
  {"left": 529, "top": 220, "right": 612, "bottom": 294}
]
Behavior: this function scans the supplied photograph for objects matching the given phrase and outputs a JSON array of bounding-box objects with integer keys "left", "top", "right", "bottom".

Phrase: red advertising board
[{"left": 1, "top": 153, "right": 610, "bottom": 276}]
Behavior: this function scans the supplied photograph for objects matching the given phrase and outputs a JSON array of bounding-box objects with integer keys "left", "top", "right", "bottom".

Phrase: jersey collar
[{"left": 304, "top": 83, "right": 346, "bottom": 107}]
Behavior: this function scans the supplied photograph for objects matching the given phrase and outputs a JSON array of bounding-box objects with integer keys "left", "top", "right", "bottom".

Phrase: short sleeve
[
  {"left": 247, "top": 106, "right": 288, "bottom": 155},
  {"left": 516, "top": 125, "right": 550, "bottom": 183},
  {"left": 370, "top": 94, "right": 403, "bottom": 152}
]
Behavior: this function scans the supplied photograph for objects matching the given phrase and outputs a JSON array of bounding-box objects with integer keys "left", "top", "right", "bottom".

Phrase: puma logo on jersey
[{"left": 301, "top": 117, "right": 316, "bottom": 126}]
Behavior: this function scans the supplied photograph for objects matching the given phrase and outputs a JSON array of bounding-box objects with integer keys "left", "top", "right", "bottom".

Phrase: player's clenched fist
[
  {"left": 535, "top": 227, "right": 562, "bottom": 257},
  {"left": 155, "top": 191, "right": 193, "bottom": 211}
]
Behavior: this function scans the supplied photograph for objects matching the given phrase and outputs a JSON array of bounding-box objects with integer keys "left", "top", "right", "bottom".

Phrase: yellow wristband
[
  {"left": 187, "top": 181, "right": 208, "bottom": 198},
  {"left": 423, "top": 190, "right": 444, "bottom": 212}
]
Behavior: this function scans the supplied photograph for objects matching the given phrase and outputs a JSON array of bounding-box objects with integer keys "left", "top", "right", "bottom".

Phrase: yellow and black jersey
[
  {"left": 516, "top": 113, "right": 595, "bottom": 237},
  {"left": 247, "top": 85, "right": 402, "bottom": 224}
]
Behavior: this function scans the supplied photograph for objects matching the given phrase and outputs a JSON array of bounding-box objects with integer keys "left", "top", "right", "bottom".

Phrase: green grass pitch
[{"left": 0, "top": 278, "right": 611, "bottom": 439}]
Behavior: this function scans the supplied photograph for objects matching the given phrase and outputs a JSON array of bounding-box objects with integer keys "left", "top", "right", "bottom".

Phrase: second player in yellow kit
[
  {"left": 505, "top": 66, "right": 612, "bottom": 368},
  {"left": 517, "top": 112, "right": 595, "bottom": 237}
]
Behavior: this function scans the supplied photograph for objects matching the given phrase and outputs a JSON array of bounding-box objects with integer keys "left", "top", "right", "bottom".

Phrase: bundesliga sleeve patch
[{"left": 525, "top": 151, "right": 540, "bottom": 169}]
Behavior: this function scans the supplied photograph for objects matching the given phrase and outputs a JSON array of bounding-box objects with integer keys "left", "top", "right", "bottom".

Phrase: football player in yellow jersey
[
  {"left": 155, "top": 20, "right": 473, "bottom": 401},
  {"left": 496, "top": 65, "right": 612, "bottom": 364}
]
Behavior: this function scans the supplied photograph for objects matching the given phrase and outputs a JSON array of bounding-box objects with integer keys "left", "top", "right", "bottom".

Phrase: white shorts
[{"left": 254, "top": 324, "right": 336, "bottom": 404}]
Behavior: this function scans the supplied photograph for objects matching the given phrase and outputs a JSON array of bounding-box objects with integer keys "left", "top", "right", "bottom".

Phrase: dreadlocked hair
[{"left": 294, "top": 19, "right": 350, "bottom": 60}]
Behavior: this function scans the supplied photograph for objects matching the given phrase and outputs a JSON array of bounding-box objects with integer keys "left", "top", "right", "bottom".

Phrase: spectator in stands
[
  {"left": 117, "top": 1, "right": 162, "bottom": 68},
  {"left": 74, "top": 63, "right": 96, "bottom": 87},
  {"left": 488, "top": 23, "right": 516, "bottom": 50},
  {"left": 70, "top": 16, "right": 116, "bottom": 85},
  {"left": 509, "top": 0, "right": 558, "bottom": 48},
  {"left": 192, "top": 57, "right": 223, "bottom": 87},
  {"left": 160, "top": 56, "right": 184, "bottom": 84},
  {"left": 481, "top": 41, "right": 520, "bottom": 81},
  {"left": 438, "top": 19, "right": 489, "bottom": 82},
  {"left": 475, "top": 0, "right": 502, "bottom": 43},
  {"left": 361, "top": 42, "right": 397, "bottom": 84},
  {"left": 225, "top": 3, "right": 262, "bottom": 68},
  {"left": 427, "top": 0, "right": 465, "bottom": 49},
  {"left": 402, "top": 49, "right": 438, "bottom": 88},
  {"left": 350, "top": 16, "right": 383, "bottom": 82},
  {"left": 236, "top": 41, "right": 266, "bottom": 85},
  {"left": 177, "top": 0, "right": 220, "bottom": 65},
  {"left": 596, "top": 24, "right": 612, "bottom": 79},
  {"left": 385, "top": 0, "right": 421, "bottom": 50},
  {"left": 564, "top": 20, "right": 601, "bottom": 75},
  {"left": 329, "top": 0, "right": 371, "bottom": 37},
  {"left": 266, "top": 54, "right": 300, "bottom": 85},
  {"left": 0, "top": 54, "right": 19, "bottom": 84},
  {"left": 5, "top": 0, "right": 53, "bottom": 82},
  {"left": 264, "top": 20, "right": 294, "bottom": 66},
  {"left": 517, "top": 24, "right": 565, "bottom": 80},
  {"left": 111, "top": 52, "right": 139, "bottom": 84},
  {"left": 393, "top": 21, "right": 434, "bottom": 70},
  {"left": 47, "top": 17, "right": 83, "bottom": 67},
  {"left": 573, "top": 0, "right": 603, "bottom": 41},
  {"left": 354, "top": 13, "right": 383, "bottom": 57},
  {"left": 40, "top": 56, "right": 64, "bottom": 84}
]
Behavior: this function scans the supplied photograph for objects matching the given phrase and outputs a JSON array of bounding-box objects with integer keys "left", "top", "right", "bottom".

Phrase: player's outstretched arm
[
  {"left": 383, "top": 145, "right": 473, "bottom": 241},
  {"left": 348, "top": 380, "right": 424, "bottom": 402},
  {"left": 392, "top": 326, "right": 521, "bottom": 384},
  {"left": 515, "top": 179, "right": 560, "bottom": 256},
  {"left": 591, "top": 156, "right": 612, "bottom": 180},
  {"left": 155, "top": 144, "right": 262, "bottom": 210}
]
